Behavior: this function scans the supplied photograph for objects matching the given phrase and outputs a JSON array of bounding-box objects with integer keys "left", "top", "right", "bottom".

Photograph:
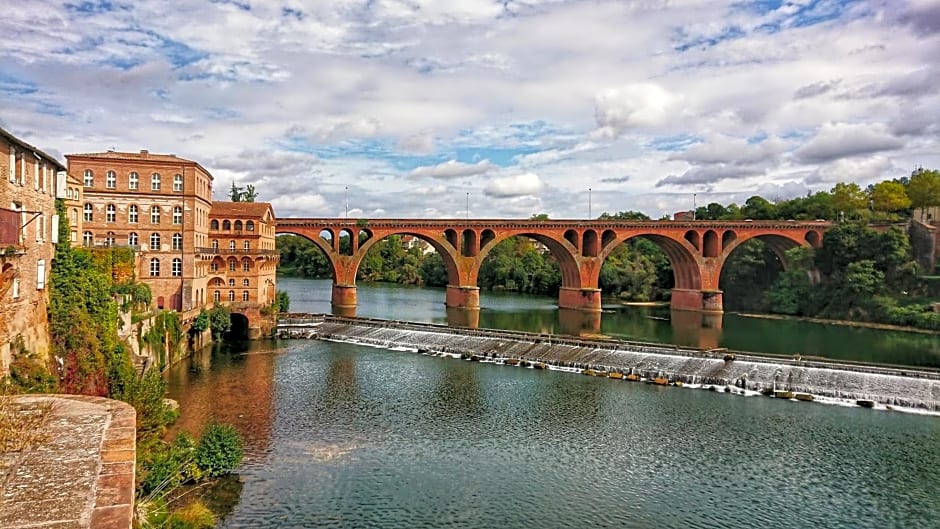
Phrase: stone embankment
[
  {"left": 278, "top": 314, "right": 940, "bottom": 411},
  {"left": 0, "top": 395, "right": 135, "bottom": 529}
]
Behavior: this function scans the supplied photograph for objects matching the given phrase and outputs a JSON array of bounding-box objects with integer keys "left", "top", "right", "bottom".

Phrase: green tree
[
  {"left": 229, "top": 182, "right": 243, "bottom": 202},
  {"left": 870, "top": 181, "right": 911, "bottom": 215},
  {"left": 598, "top": 211, "right": 650, "bottom": 220},
  {"left": 242, "top": 184, "right": 258, "bottom": 202},
  {"left": 831, "top": 182, "right": 868, "bottom": 220},
  {"left": 908, "top": 168, "right": 940, "bottom": 219},
  {"left": 741, "top": 196, "right": 776, "bottom": 220}
]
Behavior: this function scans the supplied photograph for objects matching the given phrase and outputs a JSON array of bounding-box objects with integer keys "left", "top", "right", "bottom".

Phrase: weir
[{"left": 277, "top": 314, "right": 940, "bottom": 411}]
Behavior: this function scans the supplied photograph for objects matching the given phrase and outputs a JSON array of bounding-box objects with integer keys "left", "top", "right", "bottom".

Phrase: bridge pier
[
  {"left": 446, "top": 285, "right": 480, "bottom": 309},
  {"left": 670, "top": 288, "right": 723, "bottom": 313},
  {"left": 558, "top": 287, "right": 602, "bottom": 312},
  {"left": 332, "top": 284, "right": 358, "bottom": 312},
  {"left": 446, "top": 306, "right": 481, "bottom": 328}
]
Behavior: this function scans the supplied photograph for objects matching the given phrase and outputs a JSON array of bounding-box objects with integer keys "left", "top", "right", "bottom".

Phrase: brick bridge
[{"left": 275, "top": 219, "right": 830, "bottom": 314}]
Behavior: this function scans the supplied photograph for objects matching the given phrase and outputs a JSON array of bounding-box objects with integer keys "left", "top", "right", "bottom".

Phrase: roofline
[
  {"left": 65, "top": 151, "right": 215, "bottom": 180},
  {"left": 0, "top": 125, "right": 67, "bottom": 171}
]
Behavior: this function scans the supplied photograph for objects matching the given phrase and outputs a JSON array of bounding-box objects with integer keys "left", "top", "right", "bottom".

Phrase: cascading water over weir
[{"left": 277, "top": 314, "right": 940, "bottom": 412}]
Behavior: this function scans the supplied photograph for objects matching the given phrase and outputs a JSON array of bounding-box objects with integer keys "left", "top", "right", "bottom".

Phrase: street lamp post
[
  {"left": 588, "top": 188, "right": 592, "bottom": 219},
  {"left": 345, "top": 186, "right": 349, "bottom": 220},
  {"left": 465, "top": 192, "right": 469, "bottom": 221},
  {"left": 692, "top": 193, "right": 697, "bottom": 221}
]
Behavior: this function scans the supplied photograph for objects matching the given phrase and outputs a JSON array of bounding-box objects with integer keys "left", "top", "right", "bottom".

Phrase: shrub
[
  {"left": 165, "top": 501, "right": 216, "bottom": 529},
  {"left": 194, "top": 422, "right": 244, "bottom": 478},
  {"left": 208, "top": 306, "right": 231, "bottom": 339},
  {"left": 275, "top": 290, "right": 290, "bottom": 312}
]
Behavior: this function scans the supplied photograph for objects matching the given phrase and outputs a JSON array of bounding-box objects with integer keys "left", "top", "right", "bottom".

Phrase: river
[{"left": 166, "top": 277, "right": 940, "bottom": 528}]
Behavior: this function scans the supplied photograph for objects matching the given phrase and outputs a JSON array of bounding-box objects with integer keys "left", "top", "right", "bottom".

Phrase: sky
[{"left": 1, "top": 0, "right": 938, "bottom": 219}]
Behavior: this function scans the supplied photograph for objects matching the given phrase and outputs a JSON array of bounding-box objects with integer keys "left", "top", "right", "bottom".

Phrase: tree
[
  {"left": 598, "top": 211, "right": 650, "bottom": 220},
  {"left": 870, "top": 181, "right": 910, "bottom": 216},
  {"left": 530, "top": 213, "right": 550, "bottom": 220},
  {"left": 830, "top": 182, "right": 868, "bottom": 219},
  {"left": 242, "top": 184, "right": 258, "bottom": 202},
  {"left": 908, "top": 168, "right": 940, "bottom": 219},
  {"left": 741, "top": 196, "right": 776, "bottom": 219},
  {"left": 230, "top": 182, "right": 243, "bottom": 202}
]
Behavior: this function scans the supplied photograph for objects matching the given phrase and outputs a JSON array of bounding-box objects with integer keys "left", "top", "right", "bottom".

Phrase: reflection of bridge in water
[{"left": 277, "top": 218, "right": 830, "bottom": 317}]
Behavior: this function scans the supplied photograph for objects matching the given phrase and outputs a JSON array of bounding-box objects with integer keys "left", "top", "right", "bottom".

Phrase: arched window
[
  {"left": 228, "top": 258, "right": 237, "bottom": 271},
  {"left": 151, "top": 206, "right": 160, "bottom": 224},
  {"left": 210, "top": 219, "right": 219, "bottom": 230},
  {"left": 172, "top": 258, "right": 182, "bottom": 277},
  {"left": 246, "top": 220, "right": 255, "bottom": 231},
  {"left": 228, "top": 278, "right": 235, "bottom": 287},
  {"left": 242, "top": 291, "right": 249, "bottom": 301},
  {"left": 223, "top": 220, "right": 231, "bottom": 230},
  {"left": 212, "top": 239, "right": 219, "bottom": 250},
  {"left": 173, "top": 174, "right": 183, "bottom": 192},
  {"left": 242, "top": 278, "right": 249, "bottom": 286},
  {"left": 128, "top": 232, "right": 138, "bottom": 246},
  {"left": 149, "top": 258, "right": 160, "bottom": 277},
  {"left": 105, "top": 231, "right": 115, "bottom": 246},
  {"left": 70, "top": 208, "right": 77, "bottom": 225},
  {"left": 234, "top": 220, "right": 243, "bottom": 231},
  {"left": 150, "top": 233, "right": 161, "bottom": 249},
  {"left": 172, "top": 233, "right": 182, "bottom": 250},
  {"left": 229, "top": 240, "right": 235, "bottom": 251},
  {"left": 173, "top": 206, "right": 182, "bottom": 225},
  {"left": 128, "top": 205, "right": 138, "bottom": 223},
  {"left": 83, "top": 170, "right": 93, "bottom": 187},
  {"left": 213, "top": 290, "right": 221, "bottom": 303},
  {"left": 129, "top": 172, "right": 139, "bottom": 190},
  {"left": 83, "top": 231, "right": 93, "bottom": 246},
  {"left": 228, "top": 291, "right": 235, "bottom": 302},
  {"left": 83, "top": 203, "right": 93, "bottom": 222},
  {"left": 214, "top": 278, "right": 223, "bottom": 286},
  {"left": 66, "top": 188, "right": 72, "bottom": 199},
  {"left": 106, "top": 204, "right": 116, "bottom": 223},
  {"left": 106, "top": 170, "right": 116, "bottom": 189},
  {"left": 242, "top": 258, "right": 250, "bottom": 271},
  {"left": 151, "top": 172, "right": 161, "bottom": 190}
]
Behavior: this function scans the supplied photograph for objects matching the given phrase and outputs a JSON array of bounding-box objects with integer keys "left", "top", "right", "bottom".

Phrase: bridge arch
[
  {"left": 598, "top": 233, "right": 701, "bottom": 291},
  {"left": 478, "top": 232, "right": 582, "bottom": 290},
  {"left": 353, "top": 231, "right": 461, "bottom": 287}
]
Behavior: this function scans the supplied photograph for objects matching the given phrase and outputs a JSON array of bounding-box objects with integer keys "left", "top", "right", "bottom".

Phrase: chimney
[{"left": 140, "top": 149, "right": 149, "bottom": 155}]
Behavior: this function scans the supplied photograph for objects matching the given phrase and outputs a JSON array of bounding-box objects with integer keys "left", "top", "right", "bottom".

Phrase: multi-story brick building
[
  {"left": 207, "top": 201, "right": 279, "bottom": 337},
  {"left": 66, "top": 150, "right": 279, "bottom": 337},
  {"left": 66, "top": 150, "right": 215, "bottom": 312},
  {"left": 0, "top": 126, "right": 69, "bottom": 372}
]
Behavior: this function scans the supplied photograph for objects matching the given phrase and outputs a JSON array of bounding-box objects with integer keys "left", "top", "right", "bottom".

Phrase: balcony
[{"left": 196, "top": 247, "right": 278, "bottom": 256}]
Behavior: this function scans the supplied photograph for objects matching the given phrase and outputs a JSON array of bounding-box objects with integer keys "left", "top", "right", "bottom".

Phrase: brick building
[
  {"left": 207, "top": 202, "right": 279, "bottom": 337},
  {"left": 0, "top": 126, "right": 68, "bottom": 372},
  {"left": 66, "top": 150, "right": 215, "bottom": 312}
]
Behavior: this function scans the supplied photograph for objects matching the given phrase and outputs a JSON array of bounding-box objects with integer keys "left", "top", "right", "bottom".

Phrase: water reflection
[
  {"left": 558, "top": 308, "right": 601, "bottom": 336},
  {"left": 668, "top": 310, "right": 723, "bottom": 350},
  {"left": 445, "top": 306, "right": 480, "bottom": 328}
]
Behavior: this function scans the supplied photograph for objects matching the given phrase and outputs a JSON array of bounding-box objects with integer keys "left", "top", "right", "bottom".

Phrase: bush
[
  {"left": 165, "top": 501, "right": 216, "bottom": 529},
  {"left": 195, "top": 422, "right": 244, "bottom": 478},
  {"left": 190, "top": 309, "right": 210, "bottom": 334},
  {"left": 208, "top": 306, "right": 231, "bottom": 339},
  {"left": 275, "top": 290, "right": 290, "bottom": 313}
]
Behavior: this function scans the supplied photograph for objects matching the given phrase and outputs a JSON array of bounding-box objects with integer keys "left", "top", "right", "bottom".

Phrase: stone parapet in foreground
[{"left": 0, "top": 394, "right": 135, "bottom": 529}]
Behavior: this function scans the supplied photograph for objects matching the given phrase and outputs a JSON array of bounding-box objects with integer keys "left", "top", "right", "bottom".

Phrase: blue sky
[{"left": 1, "top": 0, "right": 937, "bottom": 218}]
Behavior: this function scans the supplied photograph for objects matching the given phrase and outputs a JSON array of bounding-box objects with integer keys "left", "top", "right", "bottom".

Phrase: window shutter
[
  {"left": 51, "top": 215, "right": 59, "bottom": 244},
  {"left": 37, "top": 259, "right": 46, "bottom": 289}
]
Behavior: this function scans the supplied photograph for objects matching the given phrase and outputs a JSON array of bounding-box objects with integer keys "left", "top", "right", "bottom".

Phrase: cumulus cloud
[
  {"left": 806, "top": 155, "right": 896, "bottom": 185},
  {"left": 794, "top": 123, "right": 905, "bottom": 164},
  {"left": 656, "top": 164, "right": 759, "bottom": 188},
  {"left": 484, "top": 172, "right": 546, "bottom": 197},
  {"left": 591, "top": 83, "right": 678, "bottom": 140},
  {"left": 410, "top": 159, "right": 495, "bottom": 179},
  {"left": 213, "top": 149, "right": 320, "bottom": 179}
]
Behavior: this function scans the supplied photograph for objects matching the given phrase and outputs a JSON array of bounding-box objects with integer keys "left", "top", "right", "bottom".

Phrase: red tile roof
[{"left": 209, "top": 201, "right": 275, "bottom": 219}]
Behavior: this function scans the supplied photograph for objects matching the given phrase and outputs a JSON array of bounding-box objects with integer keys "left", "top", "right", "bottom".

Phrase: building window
[
  {"left": 243, "top": 240, "right": 250, "bottom": 251},
  {"left": 242, "top": 258, "right": 250, "bottom": 271},
  {"left": 234, "top": 220, "right": 243, "bottom": 231},
  {"left": 172, "top": 233, "right": 182, "bottom": 250},
  {"left": 106, "top": 204, "right": 116, "bottom": 223},
  {"left": 243, "top": 279, "right": 249, "bottom": 286},
  {"left": 150, "top": 233, "right": 161, "bottom": 249},
  {"left": 228, "top": 240, "right": 235, "bottom": 251},
  {"left": 228, "top": 258, "right": 236, "bottom": 271},
  {"left": 105, "top": 232, "right": 115, "bottom": 246},
  {"left": 246, "top": 220, "right": 255, "bottom": 231},
  {"left": 83, "top": 170, "right": 93, "bottom": 187},
  {"left": 151, "top": 206, "right": 160, "bottom": 224},
  {"left": 129, "top": 205, "right": 138, "bottom": 223},
  {"left": 71, "top": 208, "right": 78, "bottom": 225},
  {"left": 210, "top": 219, "right": 219, "bottom": 230},
  {"left": 83, "top": 231, "right": 93, "bottom": 246},
  {"left": 151, "top": 173, "right": 161, "bottom": 190},
  {"left": 129, "top": 172, "right": 139, "bottom": 190},
  {"left": 212, "top": 239, "right": 219, "bottom": 250},
  {"left": 172, "top": 258, "right": 182, "bottom": 277},
  {"left": 228, "top": 291, "right": 235, "bottom": 302},
  {"left": 173, "top": 174, "right": 183, "bottom": 192},
  {"left": 150, "top": 258, "right": 160, "bottom": 277},
  {"left": 214, "top": 278, "right": 223, "bottom": 286},
  {"left": 82, "top": 203, "right": 92, "bottom": 222},
  {"left": 129, "top": 232, "right": 138, "bottom": 246},
  {"left": 173, "top": 206, "right": 182, "bottom": 225},
  {"left": 242, "top": 291, "right": 249, "bottom": 301},
  {"left": 228, "top": 278, "right": 235, "bottom": 287},
  {"left": 213, "top": 290, "right": 220, "bottom": 303},
  {"left": 223, "top": 220, "right": 231, "bottom": 230},
  {"left": 106, "top": 170, "right": 116, "bottom": 189}
]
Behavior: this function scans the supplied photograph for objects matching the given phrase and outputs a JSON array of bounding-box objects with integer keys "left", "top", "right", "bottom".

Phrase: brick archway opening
[{"left": 718, "top": 233, "right": 806, "bottom": 311}]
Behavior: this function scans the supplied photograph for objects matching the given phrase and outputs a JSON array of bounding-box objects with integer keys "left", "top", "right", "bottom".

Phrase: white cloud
[
  {"left": 591, "top": 83, "right": 679, "bottom": 140},
  {"left": 794, "top": 122, "right": 905, "bottom": 163},
  {"left": 484, "top": 173, "right": 546, "bottom": 197},
  {"left": 410, "top": 159, "right": 495, "bottom": 179}
]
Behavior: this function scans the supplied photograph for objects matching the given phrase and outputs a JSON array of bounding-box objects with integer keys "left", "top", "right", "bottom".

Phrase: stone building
[
  {"left": 207, "top": 201, "right": 279, "bottom": 338},
  {"left": 0, "top": 126, "right": 68, "bottom": 372},
  {"left": 66, "top": 150, "right": 215, "bottom": 312}
]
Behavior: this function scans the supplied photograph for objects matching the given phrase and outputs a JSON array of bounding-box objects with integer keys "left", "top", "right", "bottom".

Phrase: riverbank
[
  {"left": 734, "top": 312, "right": 940, "bottom": 335},
  {"left": 277, "top": 314, "right": 940, "bottom": 413}
]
